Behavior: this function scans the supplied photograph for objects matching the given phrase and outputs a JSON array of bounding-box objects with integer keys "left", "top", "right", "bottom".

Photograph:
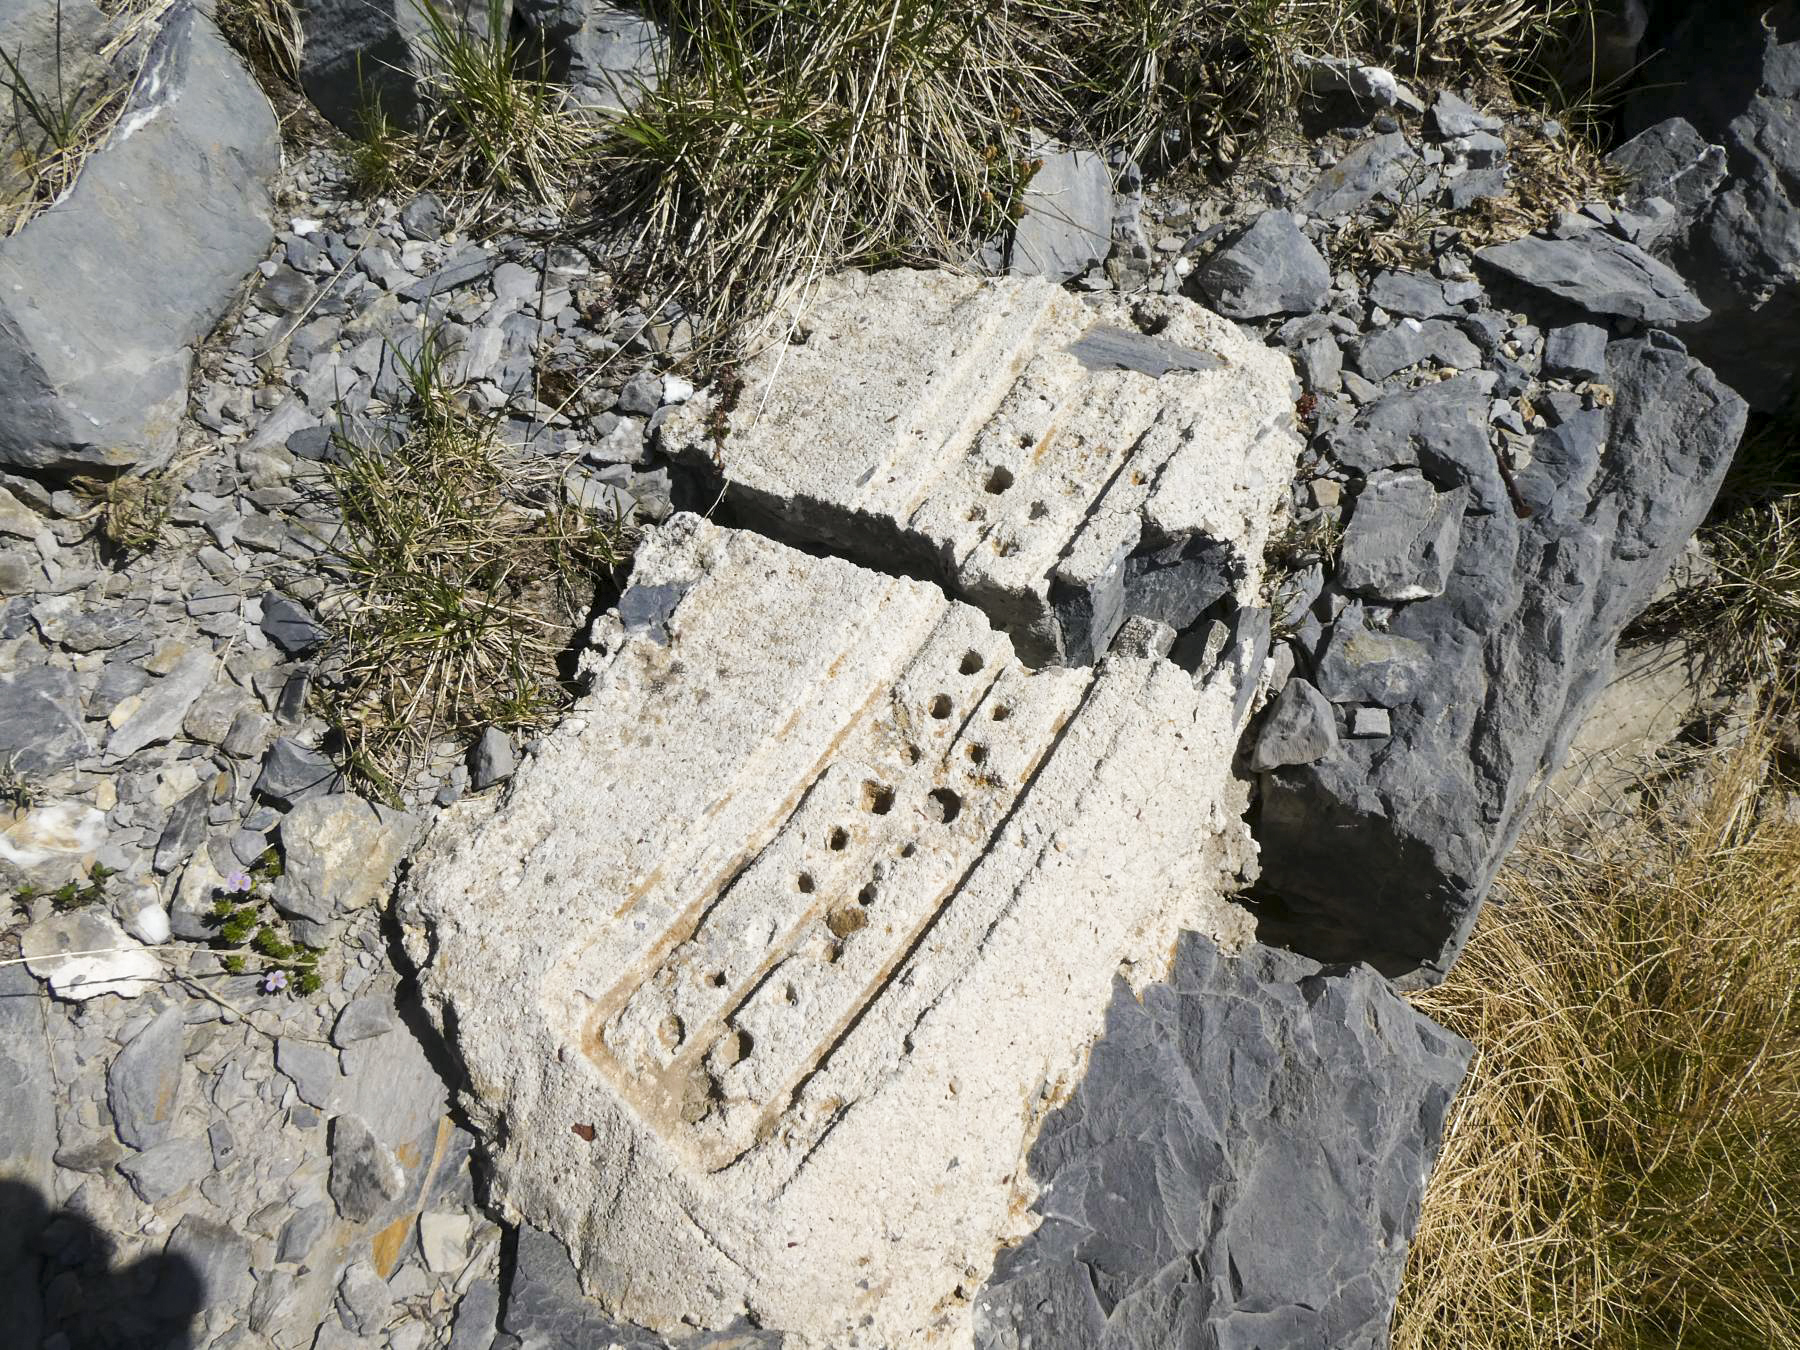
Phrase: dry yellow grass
[{"left": 1394, "top": 715, "right": 1800, "bottom": 1349}]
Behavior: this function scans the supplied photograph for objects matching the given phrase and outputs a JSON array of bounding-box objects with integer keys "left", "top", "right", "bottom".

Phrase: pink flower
[
  {"left": 262, "top": 970, "right": 289, "bottom": 994},
  {"left": 224, "top": 869, "right": 253, "bottom": 894}
]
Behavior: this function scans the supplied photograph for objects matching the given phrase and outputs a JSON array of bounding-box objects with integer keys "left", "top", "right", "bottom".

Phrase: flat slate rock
[
  {"left": 399, "top": 514, "right": 1266, "bottom": 1345},
  {"left": 1194, "top": 209, "right": 1331, "bottom": 318},
  {"left": 975, "top": 935, "right": 1471, "bottom": 1350},
  {"left": 1474, "top": 232, "right": 1709, "bottom": 324}
]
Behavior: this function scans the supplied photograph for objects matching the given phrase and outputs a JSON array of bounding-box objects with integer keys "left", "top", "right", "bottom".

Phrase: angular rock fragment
[
  {"left": 0, "top": 6, "right": 279, "bottom": 475},
  {"left": 1251, "top": 678, "right": 1338, "bottom": 771},
  {"left": 1301, "top": 131, "right": 1414, "bottom": 216},
  {"left": 1474, "top": 232, "right": 1709, "bottom": 325},
  {"left": 974, "top": 935, "right": 1471, "bottom": 1350},
  {"left": 984, "top": 134, "right": 1114, "bottom": 282},
  {"left": 1258, "top": 335, "right": 1746, "bottom": 983},
  {"left": 1195, "top": 209, "right": 1331, "bottom": 318},
  {"left": 515, "top": 0, "right": 665, "bottom": 113},
  {"left": 1349, "top": 317, "right": 1481, "bottom": 380},
  {"left": 665, "top": 270, "right": 1297, "bottom": 666},
  {"left": 1339, "top": 469, "right": 1466, "bottom": 601},
  {"left": 399, "top": 514, "right": 1268, "bottom": 1344}
]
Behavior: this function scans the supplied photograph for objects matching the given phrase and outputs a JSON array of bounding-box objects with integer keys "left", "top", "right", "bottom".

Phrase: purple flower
[
  {"left": 224, "top": 869, "right": 253, "bottom": 894},
  {"left": 262, "top": 969, "right": 289, "bottom": 994}
]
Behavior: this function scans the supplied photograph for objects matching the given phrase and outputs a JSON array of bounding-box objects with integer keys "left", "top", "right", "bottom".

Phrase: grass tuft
[
  {"left": 1394, "top": 716, "right": 1800, "bottom": 1350},
  {"left": 311, "top": 326, "right": 635, "bottom": 799}
]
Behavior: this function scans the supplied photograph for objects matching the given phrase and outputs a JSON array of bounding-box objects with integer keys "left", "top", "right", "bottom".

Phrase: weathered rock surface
[
  {"left": 982, "top": 135, "right": 1115, "bottom": 281},
  {"left": 1194, "top": 209, "right": 1331, "bottom": 318},
  {"left": 0, "top": 4, "right": 279, "bottom": 475},
  {"left": 1625, "top": 10, "right": 1800, "bottom": 410},
  {"left": 515, "top": 0, "right": 666, "bottom": 113},
  {"left": 1258, "top": 333, "right": 1745, "bottom": 983},
  {"left": 1474, "top": 232, "right": 1709, "bottom": 325},
  {"left": 665, "top": 269, "right": 1297, "bottom": 667},
  {"left": 400, "top": 513, "right": 1268, "bottom": 1345},
  {"left": 974, "top": 935, "right": 1471, "bottom": 1350},
  {"left": 298, "top": 0, "right": 503, "bottom": 132}
]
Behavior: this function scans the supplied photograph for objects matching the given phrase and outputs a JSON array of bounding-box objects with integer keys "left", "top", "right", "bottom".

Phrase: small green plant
[
  {"left": 349, "top": 58, "right": 414, "bottom": 198},
  {"left": 0, "top": 755, "right": 37, "bottom": 810},
  {"left": 207, "top": 849, "right": 321, "bottom": 995},
  {"left": 312, "top": 324, "right": 635, "bottom": 795},
  {"left": 27, "top": 861, "right": 117, "bottom": 912}
]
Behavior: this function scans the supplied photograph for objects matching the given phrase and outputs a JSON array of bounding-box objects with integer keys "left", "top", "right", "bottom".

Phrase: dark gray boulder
[
  {"left": 1258, "top": 333, "right": 1745, "bottom": 984},
  {"left": 0, "top": 665, "right": 88, "bottom": 773},
  {"left": 0, "top": 3, "right": 278, "bottom": 476},
  {"left": 514, "top": 0, "right": 665, "bottom": 113},
  {"left": 974, "top": 935, "right": 1471, "bottom": 1350},
  {"left": 1624, "top": 11, "right": 1800, "bottom": 411},
  {"left": 298, "top": 0, "right": 503, "bottom": 132},
  {"left": 1194, "top": 209, "right": 1330, "bottom": 319}
]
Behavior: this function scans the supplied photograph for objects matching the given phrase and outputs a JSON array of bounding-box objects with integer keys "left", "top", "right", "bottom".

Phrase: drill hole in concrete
[
  {"left": 901, "top": 743, "right": 921, "bottom": 765},
  {"left": 959, "top": 650, "right": 983, "bottom": 675},
  {"left": 985, "top": 467, "right": 1014, "bottom": 495},
  {"left": 705, "top": 970, "right": 727, "bottom": 989},
  {"left": 797, "top": 872, "right": 816, "bottom": 894},
  {"left": 929, "top": 694, "right": 953, "bottom": 719},
  {"left": 826, "top": 907, "right": 869, "bottom": 938},
  {"left": 966, "top": 743, "right": 989, "bottom": 766},
  {"left": 1028, "top": 500, "right": 1049, "bottom": 521},
  {"left": 862, "top": 781, "right": 895, "bottom": 814},
  {"left": 990, "top": 703, "right": 1012, "bottom": 722},
  {"left": 827, "top": 827, "right": 849, "bottom": 851},
  {"left": 927, "top": 789, "right": 962, "bottom": 825},
  {"left": 899, "top": 842, "right": 917, "bottom": 859},
  {"left": 857, "top": 882, "right": 878, "bottom": 906}
]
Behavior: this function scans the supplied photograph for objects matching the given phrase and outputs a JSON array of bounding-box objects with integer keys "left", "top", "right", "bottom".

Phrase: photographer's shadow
[{"left": 0, "top": 1178, "right": 203, "bottom": 1350}]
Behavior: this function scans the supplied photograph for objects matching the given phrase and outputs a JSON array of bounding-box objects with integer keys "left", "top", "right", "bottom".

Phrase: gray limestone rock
[
  {"left": 1258, "top": 334, "right": 1746, "bottom": 984},
  {"left": 1429, "top": 90, "right": 1502, "bottom": 138},
  {"left": 1542, "top": 323, "right": 1610, "bottom": 382},
  {"left": 1301, "top": 132, "right": 1414, "bottom": 216},
  {"left": 1623, "top": 13, "right": 1800, "bottom": 410},
  {"left": 1195, "top": 209, "right": 1330, "bottom": 318},
  {"left": 106, "top": 646, "right": 216, "bottom": 760},
  {"left": 299, "top": 0, "right": 503, "bottom": 131},
  {"left": 1339, "top": 470, "right": 1467, "bottom": 602},
  {"left": 0, "top": 666, "right": 88, "bottom": 773},
  {"left": 515, "top": 0, "right": 666, "bottom": 112},
  {"left": 261, "top": 591, "right": 328, "bottom": 654},
  {"left": 106, "top": 1005, "right": 187, "bottom": 1149},
  {"left": 336, "top": 1258, "right": 394, "bottom": 1335},
  {"left": 470, "top": 726, "right": 516, "bottom": 789},
  {"left": 164, "top": 1214, "right": 252, "bottom": 1309},
  {"left": 1367, "top": 269, "right": 1464, "bottom": 318},
  {"left": 117, "top": 1133, "right": 212, "bottom": 1202},
  {"left": 0, "top": 963, "right": 53, "bottom": 1346},
  {"left": 254, "top": 738, "right": 338, "bottom": 805},
  {"left": 276, "top": 1036, "right": 342, "bottom": 1109},
  {"left": 1326, "top": 376, "right": 1500, "bottom": 508},
  {"left": 988, "top": 135, "right": 1113, "bottom": 282},
  {"left": 0, "top": 5, "right": 278, "bottom": 475},
  {"left": 1349, "top": 318, "right": 1482, "bottom": 381},
  {"left": 1314, "top": 603, "right": 1433, "bottom": 706},
  {"left": 332, "top": 992, "right": 399, "bottom": 1046},
  {"left": 448, "top": 1278, "right": 504, "bottom": 1350},
  {"left": 1608, "top": 117, "right": 1728, "bottom": 220},
  {"left": 1250, "top": 678, "right": 1338, "bottom": 771},
  {"left": 152, "top": 784, "right": 209, "bottom": 875},
  {"left": 328, "top": 1113, "right": 404, "bottom": 1223},
  {"left": 1474, "top": 232, "right": 1709, "bottom": 324},
  {"left": 501, "top": 1224, "right": 779, "bottom": 1349},
  {"left": 974, "top": 935, "right": 1471, "bottom": 1350},
  {"left": 276, "top": 794, "right": 416, "bottom": 919}
]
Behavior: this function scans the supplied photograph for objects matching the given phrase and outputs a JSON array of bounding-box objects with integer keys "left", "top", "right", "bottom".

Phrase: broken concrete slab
[
  {"left": 664, "top": 269, "right": 1299, "bottom": 667},
  {"left": 399, "top": 513, "right": 1263, "bottom": 1347}
]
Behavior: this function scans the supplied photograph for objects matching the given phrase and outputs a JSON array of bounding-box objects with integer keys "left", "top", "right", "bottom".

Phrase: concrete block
[
  {"left": 399, "top": 514, "right": 1263, "bottom": 1346},
  {"left": 663, "top": 269, "right": 1298, "bottom": 667}
]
